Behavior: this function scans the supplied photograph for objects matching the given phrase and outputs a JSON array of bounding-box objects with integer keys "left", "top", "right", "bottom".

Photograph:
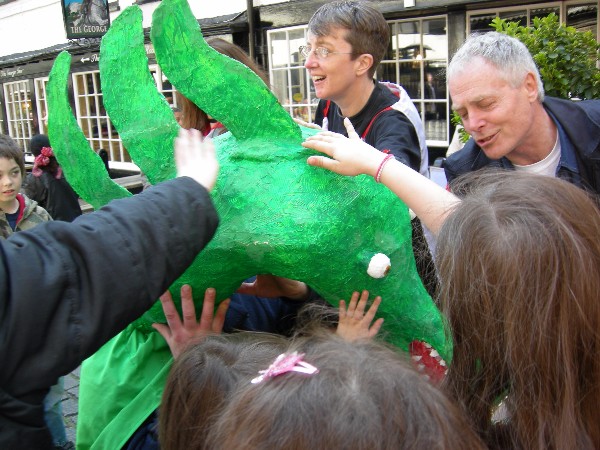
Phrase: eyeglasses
[{"left": 299, "top": 45, "right": 354, "bottom": 59}]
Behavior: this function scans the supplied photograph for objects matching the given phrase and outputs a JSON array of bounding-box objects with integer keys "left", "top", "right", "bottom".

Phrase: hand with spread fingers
[
  {"left": 152, "top": 284, "right": 230, "bottom": 358},
  {"left": 336, "top": 290, "right": 384, "bottom": 342},
  {"left": 303, "top": 118, "right": 385, "bottom": 177},
  {"left": 175, "top": 128, "right": 219, "bottom": 191}
]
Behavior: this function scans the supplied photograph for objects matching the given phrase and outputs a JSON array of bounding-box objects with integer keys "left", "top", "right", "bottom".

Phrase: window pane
[
  {"left": 395, "top": 21, "right": 420, "bottom": 61},
  {"left": 270, "top": 31, "right": 292, "bottom": 69},
  {"left": 378, "top": 61, "right": 397, "bottom": 83},
  {"left": 72, "top": 71, "right": 130, "bottom": 163},
  {"left": 288, "top": 28, "right": 306, "bottom": 68},
  {"left": 3, "top": 80, "right": 33, "bottom": 150},
  {"left": 422, "top": 18, "right": 447, "bottom": 61},
  {"left": 470, "top": 13, "right": 496, "bottom": 33},
  {"left": 567, "top": 3, "right": 598, "bottom": 38},
  {"left": 499, "top": 10, "right": 527, "bottom": 27},
  {"left": 531, "top": 7, "right": 560, "bottom": 23},
  {"left": 398, "top": 61, "right": 420, "bottom": 98}
]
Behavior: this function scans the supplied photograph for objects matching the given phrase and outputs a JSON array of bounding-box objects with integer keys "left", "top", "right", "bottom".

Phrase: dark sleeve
[
  {"left": 369, "top": 110, "right": 421, "bottom": 172},
  {"left": 443, "top": 139, "right": 479, "bottom": 185},
  {"left": 314, "top": 100, "right": 326, "bottom": 126},
  {"left": 21, "top": 174, "right": 47, "bottom": 210},
  {"left": 0, "top": 177, "right": 219, "bottom": 390}
]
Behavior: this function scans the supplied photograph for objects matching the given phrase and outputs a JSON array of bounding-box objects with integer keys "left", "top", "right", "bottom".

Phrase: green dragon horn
[
  {"left": 100, "top": 6, "right": 179, "bottom": 185},
  {"left": 47, "top": 51, "right": 131, "bottom": 209},
  {"left": 150, "top": 0, "right": 301, "bottom": 142}
]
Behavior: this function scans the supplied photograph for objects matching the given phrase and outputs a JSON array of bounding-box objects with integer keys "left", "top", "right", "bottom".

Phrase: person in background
[
  {"left": 22, "top": 134, "right": 82, "bottom": 222},
  {"left": 443, "top": 32, "right": 600, "bottom": 194}
]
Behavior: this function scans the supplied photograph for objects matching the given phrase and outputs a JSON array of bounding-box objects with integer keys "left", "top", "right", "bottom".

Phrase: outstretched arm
[{"left": 302, "top": 118, "right": 460, "bottom": 235}]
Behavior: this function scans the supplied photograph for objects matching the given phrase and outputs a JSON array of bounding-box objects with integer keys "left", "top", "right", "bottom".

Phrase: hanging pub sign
[{"left": 61, "top": 0, "right": 111, "bottom": 39}]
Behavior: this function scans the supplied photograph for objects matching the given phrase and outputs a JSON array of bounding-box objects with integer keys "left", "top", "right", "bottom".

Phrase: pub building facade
[{"left": 0, "top": 0, "right": 597, "bottom": 173}]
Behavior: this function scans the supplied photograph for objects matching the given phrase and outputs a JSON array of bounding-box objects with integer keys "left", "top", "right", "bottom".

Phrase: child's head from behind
[
  {"left": 437, "top": 171, "right": 600, "bottom": 448},
  {"left": 0, "top": 135, "right": 25, "bottom": 207},
  {"left": 207, "top": 332, "right": 485, "bottom": 450},
  {"left": 308, "top": 0, "right": 389, "bottom": 78},
  {"left": 159, "top": 332, "right": 287, "bottom": 450}
]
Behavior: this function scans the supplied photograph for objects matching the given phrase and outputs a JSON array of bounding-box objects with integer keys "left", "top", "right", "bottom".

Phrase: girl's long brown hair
[{"left": 438, "top": 171, "right": 600, "bottom": 449}]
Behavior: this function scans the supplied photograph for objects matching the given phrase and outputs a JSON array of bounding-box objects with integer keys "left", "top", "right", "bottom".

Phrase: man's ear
[
  {"left": 355, "top": 54, "right": 374, "bottom": 77},
  {"left": 523, "top": 72, "right": 539, "bottom": 102}
]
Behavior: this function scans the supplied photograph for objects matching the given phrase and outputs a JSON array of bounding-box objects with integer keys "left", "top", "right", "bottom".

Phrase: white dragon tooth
[
  {"left": 424, "top": 342, "right": 432, "bottom": 349},
  {"left": 439, "top": 360, "right": 447, "bottom": 367},
  {"left": 417, "top": 364, "right": 426, "bottom": 372},
  {"left": 429, "top": 349, "right": 439, "bottom": 358},
  {"left": 411, "top": 355, "right": 422, "bottom": 362}
]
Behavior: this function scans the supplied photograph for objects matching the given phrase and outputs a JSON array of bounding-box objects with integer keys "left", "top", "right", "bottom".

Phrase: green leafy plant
[
  {"left": 491, "top": 13, "right": 600, "bottom": 99},
  {"left": 455, "top": 13, "right": 600, "bottom": 143}
]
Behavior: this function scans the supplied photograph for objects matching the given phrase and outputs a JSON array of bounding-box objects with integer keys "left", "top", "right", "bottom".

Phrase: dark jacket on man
[{"left": 444, "top": 97, "right": 600, "bottom": 194}]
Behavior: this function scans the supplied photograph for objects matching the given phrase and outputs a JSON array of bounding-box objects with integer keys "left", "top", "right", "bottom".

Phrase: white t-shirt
[{"left": 513, "top": 133, "right": 561, "bottom": 177}]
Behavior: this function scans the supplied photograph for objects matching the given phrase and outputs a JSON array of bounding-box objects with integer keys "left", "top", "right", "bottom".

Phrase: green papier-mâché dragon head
[{"left": 46, "top": 0, "right": 451, "bottom": 364}]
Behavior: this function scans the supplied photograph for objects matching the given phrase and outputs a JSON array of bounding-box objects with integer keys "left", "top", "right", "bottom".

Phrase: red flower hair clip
[
  {"left": 32, "top": 146, "right": 62, "bottom": 179},
  {"left": 251, "top": 352, "right": 318, "bottom": 384}
]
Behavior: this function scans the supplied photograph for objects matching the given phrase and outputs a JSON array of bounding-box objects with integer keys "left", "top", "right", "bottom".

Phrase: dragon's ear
[
  {"left": 100, "top": 5, "right": 179, "bottom": 185},
  {"left": 150, "top": 0, "right": 301, "bottom": 142},
  {"left": 47, "top": 51, "right": 131, "bottom": 209}
]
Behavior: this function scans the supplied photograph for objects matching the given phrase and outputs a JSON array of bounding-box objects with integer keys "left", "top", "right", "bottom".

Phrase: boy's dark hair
[
  {"left": 308, "top": 0, "right": 389, "bottom": 78},
  {"left": 0, "top": 135, "right": 25, "bottom": 176}
]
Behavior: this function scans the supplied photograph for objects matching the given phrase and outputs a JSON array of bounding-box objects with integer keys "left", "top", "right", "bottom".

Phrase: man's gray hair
[{"left": 448, "top": 32, "right": 544, "bottom": 101}]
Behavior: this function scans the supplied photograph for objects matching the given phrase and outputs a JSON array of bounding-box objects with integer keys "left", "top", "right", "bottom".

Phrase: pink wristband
[{"left": 375, "top": 154, "right": 394, "bottom": 183}]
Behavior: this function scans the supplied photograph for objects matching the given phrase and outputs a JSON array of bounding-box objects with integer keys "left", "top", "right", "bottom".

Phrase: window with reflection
[
  {"left": 467, "top": 4, "right": 586, "bottom": 34},
  {"left": 72, "top": 71, "right": 129, "bottom": 164},
  {"left": 268, "top": 26, "right": 315, "bottom": 122},
  {"left": 382, "top": 16, "right": 449, "bottom": 145},
  {"left": 3, "top": 80, "right": 34, "bottom": 151},
  {"left": 567, "top": 2, "right": 598, "bottom": 38},
  {"left": 34, "top": 78, "right": 49, "bottom": 137}
]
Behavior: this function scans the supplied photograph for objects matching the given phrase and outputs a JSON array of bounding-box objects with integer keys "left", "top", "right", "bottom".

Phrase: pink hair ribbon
[{"left": 251, "top": 352, "right": 318, "bottom": 384}]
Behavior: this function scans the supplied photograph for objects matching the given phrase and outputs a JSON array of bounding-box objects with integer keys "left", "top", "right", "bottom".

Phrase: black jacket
[
  {"left": 0, "top": 177, "right": 218, "bottom": 449},
  {"left": 21, "top": 172, "right": 82, "bottom": 222},
  {"left": 444, "top": 97, "right": 600, "bottom": 194},
  {"left": 315, "top": 82, "right": 422, "bottom": 173}
]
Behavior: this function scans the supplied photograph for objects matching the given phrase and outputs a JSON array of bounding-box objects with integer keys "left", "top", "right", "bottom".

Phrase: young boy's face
[
  {"left": 304, "top": 27, "right": 359, "bottom": 103},
  {"left": 0, "top": 157, "right": 22, "bottom": 205}
]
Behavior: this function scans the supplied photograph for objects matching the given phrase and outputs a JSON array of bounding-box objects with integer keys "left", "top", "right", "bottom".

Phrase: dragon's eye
[{"left": 367, "top": 253, "right": 391, "bottom": 279}]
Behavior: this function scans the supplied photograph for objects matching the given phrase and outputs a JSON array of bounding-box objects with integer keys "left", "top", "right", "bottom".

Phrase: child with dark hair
[
  {"left": 205, "top": 333, "right": 485, "bottom": 450},
  {"left": 304, "top": 121, "right": 600, "bottom": 449},
  {"left": 22, "top": 134, "right": 82, "bottom": 222},
  {"left": 0, "top": 135, "right": 51, "bottom": 236}
]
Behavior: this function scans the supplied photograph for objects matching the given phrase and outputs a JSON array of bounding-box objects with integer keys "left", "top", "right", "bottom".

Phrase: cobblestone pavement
[{"left": 62, "top": 366, "right": 80, "bottom": 445}]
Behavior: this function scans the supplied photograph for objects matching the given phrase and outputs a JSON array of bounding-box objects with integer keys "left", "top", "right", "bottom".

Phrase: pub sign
[{"left": 61, "top": 0, "right": 110, "bottom": 39}]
